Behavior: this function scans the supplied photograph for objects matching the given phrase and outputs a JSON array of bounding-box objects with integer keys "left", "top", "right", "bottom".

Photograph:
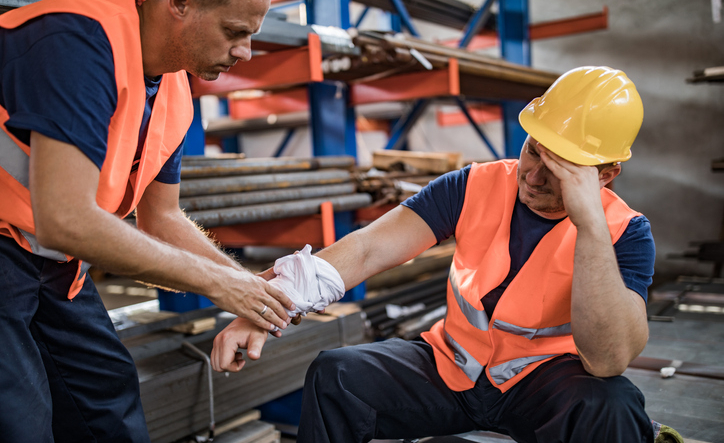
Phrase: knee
[
  {"left": 306, "top": 347, "right": 358, "bottom": 382},
  {"left": 577, "top": 376, "right": 647, "bottom": 422}
]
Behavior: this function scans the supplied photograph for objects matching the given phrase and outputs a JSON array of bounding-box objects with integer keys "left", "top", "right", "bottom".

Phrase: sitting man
[{"left": 212, "top": 66, "right": 678, "bottom": 443}]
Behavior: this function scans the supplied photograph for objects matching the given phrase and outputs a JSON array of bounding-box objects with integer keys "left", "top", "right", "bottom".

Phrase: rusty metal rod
[
  {"left": 188, "top": 193, "right": 372, "bottom": 228},
  {"left": 181, "top": 156, "right": 356, "bottom": 179},
  {"left": 179, "top": 183, "right": 357, "bottom": 211},
  {"left": 180, "top": 169, "right": 351, "bottom": 197}
]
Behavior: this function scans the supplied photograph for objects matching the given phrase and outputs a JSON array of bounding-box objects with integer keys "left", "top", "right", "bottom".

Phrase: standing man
[
  {"left": 212, "top": 66, "right": 675, "bottom": 442},
  {"left": 0, "top": 0, "right": 294, "bottom": 441}
]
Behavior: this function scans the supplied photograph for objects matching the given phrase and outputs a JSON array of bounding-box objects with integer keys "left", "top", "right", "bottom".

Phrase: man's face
[
  {"left": 516, "top": 136, "right": 566, "bottom": 219},
  {"left": 174, "top": 0, "right": 269, "bottom": 80}
]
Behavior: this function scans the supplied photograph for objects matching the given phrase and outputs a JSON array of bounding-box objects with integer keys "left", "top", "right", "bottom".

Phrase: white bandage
[{"left": 268, "top": 244, "right": 345, "bottom": 317}]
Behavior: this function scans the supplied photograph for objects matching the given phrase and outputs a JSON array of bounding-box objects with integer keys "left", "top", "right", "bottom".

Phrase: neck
[{"left": 137, "top": 2, "right": 167, "bottom": 77}]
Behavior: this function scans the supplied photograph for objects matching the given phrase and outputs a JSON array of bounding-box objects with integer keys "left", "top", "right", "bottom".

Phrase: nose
[
  {"left": 230, "top": 40, "right": 252, "bottom": 62},
  {"left": 526, "top": 161, "right": 548, "bottom": 186}
]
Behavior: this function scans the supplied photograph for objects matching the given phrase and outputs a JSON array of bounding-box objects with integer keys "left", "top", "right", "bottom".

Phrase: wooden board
[{"left": 372, "top": 150, "right": 462, "bottom": 174}]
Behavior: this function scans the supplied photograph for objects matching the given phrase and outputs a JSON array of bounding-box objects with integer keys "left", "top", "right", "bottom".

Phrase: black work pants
[
  {"left": 0, "top": 236, "right": 150, "bottom": 443},
  {"left": 298, "top": 338, "right": 653, "bottom": 443}
]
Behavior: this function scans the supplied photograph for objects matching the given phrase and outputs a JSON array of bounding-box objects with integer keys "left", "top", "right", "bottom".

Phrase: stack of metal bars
[
  {"left": 178, "top": 156, "right": 372, "bottom": 228},
  {"left": 130, "top": 311, "right": 366, "bottom": 443},
  {"left": 361, "top": 269, "right": 449, "bottom": 339}
]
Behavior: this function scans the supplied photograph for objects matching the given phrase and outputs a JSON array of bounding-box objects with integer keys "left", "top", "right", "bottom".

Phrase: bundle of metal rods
[
  {"left": 178, "top": 156, "right": 372, "bottom": 228},
  {"left": 323, "top": 30, "right": 559, "bottom": 90},
  {"left": 360, "top": 268, "right": 449, "bottom": 339}
]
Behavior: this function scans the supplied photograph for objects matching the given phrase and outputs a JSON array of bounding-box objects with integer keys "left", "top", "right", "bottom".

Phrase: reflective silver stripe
[
  {"left": 0, "top": 129, "right": 30, "bottom": 188},
  {"left": 493, "top": 319, "right": 572, "bottom": 340},
  {"left": 19, "top": 229, "right": 68, "bottom": 262},
  {"left": 79, "top": 261, "right": 92, "bottom": 281},
  {"left": 445, "top": 331, "right": 484, "bottom": 382},
  {"left": 489, "top": 354, "right": 556, "bottom": 385},
  {"left": 449, "top": 266, "right": 489, "bottom": 331}
]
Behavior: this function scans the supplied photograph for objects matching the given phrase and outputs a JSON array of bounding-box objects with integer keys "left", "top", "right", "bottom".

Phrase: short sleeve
[
  {"left": 1, "top": 14, "right": 117, "bottom": 170},
  {"left": 614, "top": 215, "right": 656, "bottom": 302},
  {"left": 401, "top": 165, "right": 470, "bottom": 243},
  {"left": 154, "top": 137, "right": 185, "bottom": 184}
]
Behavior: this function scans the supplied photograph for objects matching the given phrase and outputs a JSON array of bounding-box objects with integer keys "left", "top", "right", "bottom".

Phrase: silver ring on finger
[{"left": 259, "top": 305, "right": 268, "bottom": 316}]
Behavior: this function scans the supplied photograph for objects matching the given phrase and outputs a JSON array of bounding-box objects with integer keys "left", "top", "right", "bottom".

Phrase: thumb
[{"left": 246, "top": 331, "right": 266, "bottom": 360}]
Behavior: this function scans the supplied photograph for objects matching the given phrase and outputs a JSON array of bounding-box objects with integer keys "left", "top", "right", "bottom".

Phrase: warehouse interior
[{"left": 1, "top": 0, "right": 723, "bottom": 442}]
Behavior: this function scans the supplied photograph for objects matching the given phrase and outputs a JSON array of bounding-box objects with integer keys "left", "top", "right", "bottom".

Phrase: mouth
[{"left": 524, "top": 183, "right": 548, "bottom": 196}]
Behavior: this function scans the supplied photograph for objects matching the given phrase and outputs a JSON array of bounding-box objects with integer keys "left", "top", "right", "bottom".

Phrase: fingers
[
  {"left": 212, "top": 331, "right": 245, "bottom": 373},
  {"left": 264, "top": 279, "right": 296, "bottom": 312},
  {"left": 246, "top": 329, "right": 267, "bottom": 360},
  {"left": 211, "top": 317, "right": 269, "bottom": 372}
]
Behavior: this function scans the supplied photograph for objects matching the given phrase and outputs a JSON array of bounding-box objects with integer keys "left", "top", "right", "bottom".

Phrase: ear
[
  {"left": 168, "top": 0, "right": 190, "bottom": 19},
  {"left": 598, "top": 164, "right": 621, "bottom": 189}
]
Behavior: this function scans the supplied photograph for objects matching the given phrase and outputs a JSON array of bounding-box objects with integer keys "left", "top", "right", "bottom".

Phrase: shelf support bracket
[
  {"left": 459, "top": 0, "right": 497, "bottom": 49},
  {"left": 454, "top": 97, "right": 499, "bottom": 159}
]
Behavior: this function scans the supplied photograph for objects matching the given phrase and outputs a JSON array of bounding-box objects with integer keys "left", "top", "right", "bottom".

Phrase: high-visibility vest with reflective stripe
[
  {"left": 421, "top": 159, "right": 640, "bottom": 393},
  {"left": 0, "top": 0, "right": 193, "bottom": 296}
]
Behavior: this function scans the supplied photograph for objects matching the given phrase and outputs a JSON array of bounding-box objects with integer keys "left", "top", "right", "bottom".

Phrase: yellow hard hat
[{"left": 518, "top": 66, "right": 644, "bottom": 165}]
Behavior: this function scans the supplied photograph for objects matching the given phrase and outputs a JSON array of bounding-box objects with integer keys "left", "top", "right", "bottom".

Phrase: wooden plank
[
  {"left": 170, "top": 317, "right": 217, "bottom": 335},
  {"left": 216, "top": 410, "right": 262, "bottom": 436},
  {"left": 372, "top": 150, "right": 462, "bottom": 174},
  {"left": 213, "top": 420, "right": 275, "bottom": 443}
]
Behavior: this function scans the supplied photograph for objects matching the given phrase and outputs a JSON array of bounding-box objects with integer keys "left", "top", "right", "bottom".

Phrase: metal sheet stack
[
  {"left": 179, "top": 156, "right": 372, "bottom": 228},
  {"left": 130, "top": 310, "right": 366, "bottom": 443}
]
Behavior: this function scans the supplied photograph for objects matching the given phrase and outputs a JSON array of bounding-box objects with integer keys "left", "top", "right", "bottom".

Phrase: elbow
[
  {"left": 33, "top": 210, "right": 86, "bottom": 255},
  {"left": 583, "top": 359, "right": 629, "bottom": 378},
  {"left": 580, "top": 343, "right": 645, "bottom": 378}
]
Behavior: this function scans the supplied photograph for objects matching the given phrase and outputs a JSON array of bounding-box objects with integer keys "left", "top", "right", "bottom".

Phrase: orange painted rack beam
[
  {"left": 209, "top": 201, "right": 336, "bottom": 249},
  {"left": 228, "top": 87, "right": 309, "bottom": 120},
  {"left": 350, "top": 59, "right": 460, "bottom": 105},
  {"left": 190, "top": 33, "right": 323, "bottom": 97},
  {"left": 440, "top": 7, "right": 609, "bottom": 50}
]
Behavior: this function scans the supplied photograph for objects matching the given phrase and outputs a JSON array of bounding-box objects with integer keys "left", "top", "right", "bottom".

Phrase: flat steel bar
[
  {"left": 180, "top": 155, "right": 355, "bottom": 179},
  {"left": 179, "top": 169, "right": 351, "bottom": 197},
  {"left": 187, "top": 193, "right": 372, "bottom": 228},
  {"left": 179, "top": 183, "right": 356, "bottom": 211}
]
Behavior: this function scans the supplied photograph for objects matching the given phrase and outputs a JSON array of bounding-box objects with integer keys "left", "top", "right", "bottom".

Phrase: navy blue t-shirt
[
  {"left": 0, "top": 14, "right": 184, "bottom": 184},
  {"left": 402, "top": 165, "right": 655, "bottom": 319}
]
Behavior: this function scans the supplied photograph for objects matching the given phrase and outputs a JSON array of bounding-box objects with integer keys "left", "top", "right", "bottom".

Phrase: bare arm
[
  {"left": 136, "top": 179, "right": 244, "bottom": 271},
  {"left": 211, "top": 204, "right": 438, "bottom": 371},
  {"left": 316, "top": 205, "right": 438, "bottom": 290},
  {"left": 30, "top": 132, "right": 293, "bottom": 330},
  {"left": 540, "top": 149, "right": 648, "bottom": 377}
]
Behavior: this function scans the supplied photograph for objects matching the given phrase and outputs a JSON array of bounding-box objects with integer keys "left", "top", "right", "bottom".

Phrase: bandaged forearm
[{"left": 268, "top": 244, "right": 345, "bottom": 317}]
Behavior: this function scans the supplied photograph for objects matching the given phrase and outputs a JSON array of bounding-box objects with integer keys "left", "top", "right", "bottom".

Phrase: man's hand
[
  {"left": 211, "top": 317, "right": 280, "bottom": 372},
  {"left": 211, "top": 269, "right": 294, "bottom": 332},
  {"left": 538, "top": 148, "right": 608, "bottom": 229}
]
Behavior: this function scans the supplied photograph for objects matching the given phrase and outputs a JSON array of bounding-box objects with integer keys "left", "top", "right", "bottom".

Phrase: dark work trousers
[
  {"left": 298, "top": 338, "right": 654, "bottom": 443},
  {"left": 0, "top": 235, "right": 150, "bottom": 443}
]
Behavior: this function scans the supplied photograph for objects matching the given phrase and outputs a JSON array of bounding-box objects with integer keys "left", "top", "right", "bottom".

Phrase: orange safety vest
[
  {"left": 421, "top": 160, "right": 641, "bottom": 393},
  {"left": 0, "top": 0, "right": 193, "bottom": 298}
]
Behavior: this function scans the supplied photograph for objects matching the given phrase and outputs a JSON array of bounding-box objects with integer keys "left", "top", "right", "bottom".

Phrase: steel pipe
[
  {"left": 179, "top": 169, "right": 351, "bottom": 197},
  {"left": 187, "top": 193, "right": 372, "bottom": 228},
  {"left": 181, "top": 155, "right": 356, "bottom": 179},
  {"left": 179, "top": 183, "right": 356, "bottom": 212}
]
